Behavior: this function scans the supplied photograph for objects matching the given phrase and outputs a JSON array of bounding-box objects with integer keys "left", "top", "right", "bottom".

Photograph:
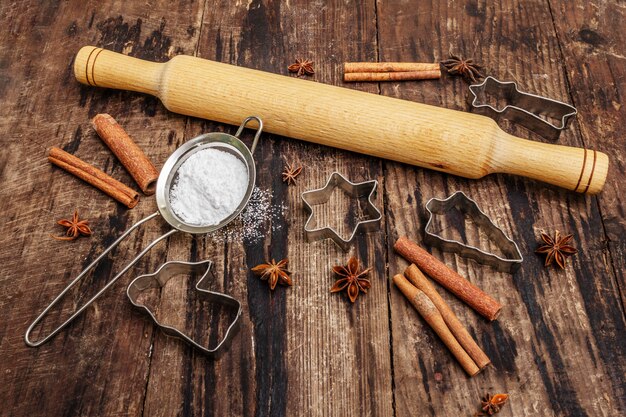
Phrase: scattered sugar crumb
[{"left": 204, "top": 187, "right": 287, "bottom": 244}]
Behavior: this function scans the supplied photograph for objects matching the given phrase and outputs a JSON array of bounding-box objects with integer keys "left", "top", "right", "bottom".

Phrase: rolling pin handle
[
  {"left": 74, "top": 46, "right": 162, "bottom": 96},
  {"left": 490, "top": 133, "right": 609, "bottom": 194}
]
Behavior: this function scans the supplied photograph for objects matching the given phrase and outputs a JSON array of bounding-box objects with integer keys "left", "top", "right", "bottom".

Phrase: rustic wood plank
[
  {"left": 1, "top": 1, "right": 624, "bottom": 417},
  {"left": 0, "top": 1, "right": 205, "bottom": 416},
  {"left": 547, "top": 0, "right": 626, "bottom": 308},
  {"left": 546, "top": 1, "right": 626, "bottom": 412},
  {"left": 376, "top": 0, "right": 626, "bottom": 416},
  {"left": 139, "top": 1, "right": 394, "bottom": 416}
]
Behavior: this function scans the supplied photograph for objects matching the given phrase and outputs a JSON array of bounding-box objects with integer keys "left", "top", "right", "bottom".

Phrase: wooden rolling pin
[{"left": 74, "top": 46, "right": 608, "bottom": 194}]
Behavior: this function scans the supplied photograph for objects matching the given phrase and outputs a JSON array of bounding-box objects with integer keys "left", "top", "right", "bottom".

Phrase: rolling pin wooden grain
[{"left": 74, "top": 46, "right": 608, "bottom": 194}]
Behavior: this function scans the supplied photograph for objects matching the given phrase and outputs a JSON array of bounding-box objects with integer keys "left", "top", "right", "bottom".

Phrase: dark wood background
[{"left": 1, "top": 1, "right": 624, "bottom": 416}]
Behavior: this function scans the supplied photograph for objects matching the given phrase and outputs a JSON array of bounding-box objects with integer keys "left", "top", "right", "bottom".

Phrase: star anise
[
  {"left": 330, "top": 257, "right": 372, "bottom": 303},
  {"left": 441, "top": 54, "right": 485, "bottom": 83},
  {"left": 251, "top": 258, "right": 293, "bottom": 290},
  {"left": 535, "top": 230, "right": 577, "bottom": 269},
  {"left": 475, "top": 393, "right": 509, "bottom": 416},
  {"left": 288, "top": 58, "right": 315, "bottom": 77},
  {"left": 282, "top": 162, "right": 303, "bottom": 185},
  {"left": 52, "top": 210, "right": 92, "bottom": 241}
]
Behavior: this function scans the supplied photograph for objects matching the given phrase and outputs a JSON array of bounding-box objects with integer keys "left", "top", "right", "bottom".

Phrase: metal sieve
[{"left": 25, "top": 116, "right": 263, "bottom": 347}]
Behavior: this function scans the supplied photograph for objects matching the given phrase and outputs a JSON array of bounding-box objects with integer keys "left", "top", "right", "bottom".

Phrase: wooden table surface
[{"left": 1, "top": 1, "right": 625, "bottom": 416}]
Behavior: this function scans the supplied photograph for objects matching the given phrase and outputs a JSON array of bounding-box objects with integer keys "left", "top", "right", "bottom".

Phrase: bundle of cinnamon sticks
[
  {"left": 393, "top": 236, "right": 498, "bottom": 376},
  {"left": 48, "top": 114, "right": 159, "bottom": 208},
  {"left": 344, "top": 62, "right": 441, "bottom": 82}
]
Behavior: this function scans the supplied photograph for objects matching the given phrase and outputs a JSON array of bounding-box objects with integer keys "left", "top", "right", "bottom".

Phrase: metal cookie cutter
[
  {"left": 127, "top": 260, "right": 242, "bottom": 357},
  {"left": 468, "top": 76, "right": 577, "bottom": 141},
  {"left": 302, "top": 172, "right": 382, "bottom": 251},
  {"left": 25, "top": 117, "right": 261, "bottom": 348},
  {"left": 424, "top": 191, "right": 523, "bottom": 273}
]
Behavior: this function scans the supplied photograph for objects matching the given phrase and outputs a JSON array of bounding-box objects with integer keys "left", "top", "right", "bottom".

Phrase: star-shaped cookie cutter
[
  {"left": 127, "top": 259, "right": 242, "bottom": 357},
  {"left": 301, "top": 172, "right": 382, "bottom": 251},
  {"left": 424, "top": 191, "right": 523, "bottom": 273}
]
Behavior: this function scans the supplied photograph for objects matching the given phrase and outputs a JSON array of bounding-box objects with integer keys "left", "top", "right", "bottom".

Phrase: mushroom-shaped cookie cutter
[
  {"left": 127, "top": 260, "right": 242, "bottom": 357},
  {"left": 301, "top": 172, "right": 382, "bottom": 251},
  {"left": 468, "top": 76, "right": 577, "bottom": 141},
  {"left": 424, "top": 191, "right": 523, "bottom": 273}
]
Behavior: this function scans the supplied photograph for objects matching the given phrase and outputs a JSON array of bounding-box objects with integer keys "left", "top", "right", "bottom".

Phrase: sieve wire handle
[
  {"left": 235, "top": 116, "right": 264, "bottom": 154},
  {"left": 25, "top": 212, "right": 177, "bottom": 347}
]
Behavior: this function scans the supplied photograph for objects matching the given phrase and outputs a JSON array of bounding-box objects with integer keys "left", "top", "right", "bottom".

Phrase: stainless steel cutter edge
[
  {"left": 301, "top": 172, "right": 382, "bottom": 251},
  {"left": 468, "top": 76, "right": 577, "bottom": 141},
  {"left": 127, "top": 259, "right": 242, "bottom": 357},
  {"left": 424, "top": 191, "right": 523, "bottom": 273}
]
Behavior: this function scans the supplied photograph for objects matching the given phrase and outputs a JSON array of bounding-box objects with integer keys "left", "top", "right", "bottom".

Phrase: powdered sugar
[
  {"left": 206, "top": 187, "right": 287, "bottom": 243},
  {"left": 169, "top": 149, "right": 249, "bottom": 226}
]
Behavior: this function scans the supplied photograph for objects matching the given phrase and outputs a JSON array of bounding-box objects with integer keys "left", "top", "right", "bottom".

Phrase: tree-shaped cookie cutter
[
  {"left": 127, "top": 259, "right": 242, "bottom": 357},
  {"left": 301, "top": 172, "right": 382, "bottom": 251},
  {"left": 424, "top": 191, "right": 523, "bottom": 273}
]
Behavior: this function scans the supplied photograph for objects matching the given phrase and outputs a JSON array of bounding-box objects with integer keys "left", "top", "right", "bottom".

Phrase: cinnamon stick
[
  {"left": 344, "top": 70, "right": 441, "bottom": 82},
  {"left": 405, "top": 264, "right": 491, "bottom": 369},
  {"left": 48, "top": 147, "right": 139, "bottom": 208},
  {"left": 92, "top": 114, "right": 159, "bottom": 195},
  {"left": 394, "top": 236, "right": 502, "bottom": 321},
  {"left": 393, "top": 274, "right": 480, "bottom": 376},
  {"left": 344, "top": 62, "right": 440, "bottom": 73}
]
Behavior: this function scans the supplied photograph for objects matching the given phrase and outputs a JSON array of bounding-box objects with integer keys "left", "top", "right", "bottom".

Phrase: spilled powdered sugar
[{"left": 204, "top": 187, "right": 287, "bottom": 244}]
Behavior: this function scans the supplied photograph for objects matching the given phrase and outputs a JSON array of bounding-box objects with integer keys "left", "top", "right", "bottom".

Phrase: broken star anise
[
  {"left": 330, "top": 257, "right": 372, "bottom": 303},
  {"left": 288, "top": 58, "right": 315, "bottom": 77},
  {"left": 476, "top": 393, "right": 509, "bottom": 416},
  {"left": 52, "top": 210, "right": 92, "bottom": 241},
  {"left": 251, "top": 258, "right": 293, "bottom": 290},
  {"left": 282, "top": 162, "right": 303, "bottom": 185},
  {"left": 535, "top": 230, "right": 578, "bottom": 269},
  {"left": 441, "top": 54, "right": 485, "bottom": 83}
]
